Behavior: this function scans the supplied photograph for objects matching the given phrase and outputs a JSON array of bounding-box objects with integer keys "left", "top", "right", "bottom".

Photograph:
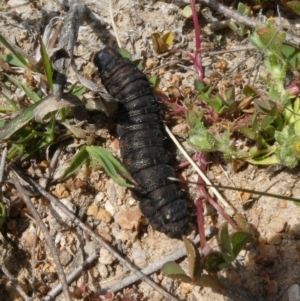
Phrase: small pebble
[
  {"left": 265, "top": 232, "right": 282, "bottom": 245},
  {"left": 131, "top": 249, "right": 147, "bottom": 266},
  {"left": 96, "top": 209, "right": 112, "bottom": 223},
  {"left": 87, "top": 205, "right": 99, "bottom": 217},
  {"left": 268, "top": 218, "right": 286, "bottom": 233},
  {"left": 95, "top": 192, "right": 105, "bottom": 203},
  {"left": 180, "top": 282, "right": 193, "bottom": 295},
  {"left": 259, "top": 244, "right": 277, "bottom": 258},
  {"left": 59, "top": 249, "right": 73, "bottom": 266},
  {"left": 104, "top": 200, "right": 115, "bottom": 216},
  {"left": 98, "top": 264, "right": 108, "bottom": 278},
  {"left": 84, "top": 241, "right": 98, "bottom": 256},
  {"left": 99, "top": 248, "right": 114, "bottom": 265},
  {"left": 96, "top": 226, "right": 113, "bottom": 243},
  {"left": 288, "top": 284, "right": 300, "bottom": 301},
  {"left": 116, "top": 208, "right": 142, "bottom": 231},
  {"left": 267, "top": 280, "right": 278, "bottom": 295}
]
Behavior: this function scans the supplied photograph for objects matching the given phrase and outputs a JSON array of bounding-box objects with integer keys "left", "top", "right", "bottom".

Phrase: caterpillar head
[{"left": 93, "top": 47, "right": 122, "bottom": 76}]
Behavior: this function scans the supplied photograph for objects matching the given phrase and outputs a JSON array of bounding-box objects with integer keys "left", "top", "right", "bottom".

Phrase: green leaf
[
  {"left": 194, "top": 79, "right": 205, "bottom": 92},
  {"left": 6, "top": 74, "right": 41, "bottom": 103},
  {"left": 59, "top": 146, "right": 89, "bottom": 181},
  {"left": 183, "top": 5, "right": 192, "bottom": 18},
  {"left": 86, "top": 146, "right": 134, "bottom": 188},
  {"left": 281, "top": 44, "right": 299, "bottom": 67},
  {"left": 183, "top": 237, "right": 202, "bottom": 279},
  {"left": 0, "top": 202, "right": 7, "bottom": 229},
  {"left": 71, "top": 86, "right": 86, "bottom": 97},
  {"left": 162, "top": 262, "right": 192, "bottom": 283},
  {"left": 39, "top": 37, "right": 53, "bottom": 92},
  {"left": 149, "top": 76, "right": 160, "bottom": 89},
  {"left": 287, "top": 1, "right": 300, "bottom": 16},
  {"left": 246, "top": 154, "right": 278, "bottom": 165},
  {"left": 118, "top": 48, "right": 132, "bottom": 60},
  {"left": 0, "top": 54, "right": 26, "bottom": 68},
  {"left": 231, "top": 232, "right": 252, "bottom": 257},
  {"left": 219, "top": 223, "right": 233, "bottom": 256},
  {"left": 0, "top": 96, "right": 48, "bottom": 140},
  {"left": 0, "top": 33, "right": 28, "bottom": 67},
  {"left": 2, "top": 92, "right": 19, "bottom": 111}
]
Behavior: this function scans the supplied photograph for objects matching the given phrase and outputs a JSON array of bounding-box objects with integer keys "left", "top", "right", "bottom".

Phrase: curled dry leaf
[{"left": 34, "top": 93, "right": 84, "bottom": 123}]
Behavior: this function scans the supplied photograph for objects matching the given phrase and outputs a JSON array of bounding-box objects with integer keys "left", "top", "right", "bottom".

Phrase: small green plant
[
  {"left": 162, "top": 226, "right": 252, "bottom": 292},
  {"left": 188, "top": 20, "right": 300, "bottom": 168},
  {"left": 0, "top": 35, "right": 132, "bottom": 188},
  {"left": 228, "top": 3, "right": 252, "bottom": 37}
]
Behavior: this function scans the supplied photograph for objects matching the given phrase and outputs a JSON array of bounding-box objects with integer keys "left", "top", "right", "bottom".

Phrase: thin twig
[
  {"left": 0, "top": 147, "right": 7, "bottom": 202},
  {"left": 43, "top": 252, "right": 98, "bottom": 301},
  {"left": 164, "top": 124, "right": 235, "bottom": 215},
  {"left": 52, "top": 0, "right": 86, "bottom": 98},
  {"left": 28, "top": 178, "right": 180, "bottom": 301},
  {"left": 1, "top": 265, "right": 32, "bottom": 301},
  {"left": 99, "top": 235, "right": 200, "bottom": 293},
  {"left": 9, "top": 168, "right": 72, "bottom": 301}
]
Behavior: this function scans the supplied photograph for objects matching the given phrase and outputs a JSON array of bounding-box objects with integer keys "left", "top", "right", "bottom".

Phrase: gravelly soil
[{"left": 1, "top": 1, "right": 300, "bottom": 301}]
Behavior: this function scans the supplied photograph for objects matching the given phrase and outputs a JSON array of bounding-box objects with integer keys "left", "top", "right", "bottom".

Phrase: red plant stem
[
  {"left": 190, "top": 0, "right": 204, "bottom": 81},
  {"left": 196, "top": 197, "right": 207, "bottom": 249},
  {"left": 195, "top": 153, "right": 238, "bottom": 231}
]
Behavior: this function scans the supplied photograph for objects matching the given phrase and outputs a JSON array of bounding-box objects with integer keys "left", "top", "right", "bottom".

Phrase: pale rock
[
  {"left": 87, "top": 205, "right": 99, "bottom": 217},
  {"left": 288, "top": 284, "right": 300, "bottom": 301},
  {"left": 105, "top": 200, "right": 116, "bottom": 216},
  {"left": 95, "top": 192, "right": 105, "bottom": 203},
  {"left": 268, "top": 218, "right": 286, "bottom": 233},
  {"left": 116, "top": 208, "right": 142, "bottom": 231},
  {"left": 131, "top": 249, "right": 147, "bottom": 266},
  {"left": 265, "top": 232, "right": 282, "bottom": 245},
  {"left": 99, "top": 248, "right": 114, "bottom": 265},
  {"left": 172, "top": 123, "right": 189, "bottom": 139},
  {"left": 84, "top": 241, "right": 98, "bottom": 256},
  {"left": 96, "top": 226, "right": 113, "bottom": 243},
  {"left": 98, "top": 264, "right": 108, "bottom": 278},
  {"left": 96, "top": 209, "right": 112, "bottom": 223}
]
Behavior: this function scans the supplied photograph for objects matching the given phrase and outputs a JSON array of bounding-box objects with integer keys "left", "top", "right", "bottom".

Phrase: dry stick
[
  {"left": 52, "top": 0, "right": 86, "bottom": 98},
  {"left": 164, "top": 124, "right": 235, "bottom": 216},
  {"left": 43, "top": 252, "right": 98, "bottom": 301},
  {"left": 28, "top": 179, "right": 180, "bottom": 301},
  {"left": 0, "top": 147, "right": 7, "bottom": 200},
  {"left": 198, "top": 0, "right": 300, "bottom": 48},
  {"left": 99, "top": 235, "right": 200, "bottom": 293},
  {"left": 9, "top": 169, "right": 72, "bottom": 301},
  {"left": 1, "top": 265, "right": 32, "bottom": 301},
  {"left": 109, "top": 0, "right": 122, "bottom": 48}
]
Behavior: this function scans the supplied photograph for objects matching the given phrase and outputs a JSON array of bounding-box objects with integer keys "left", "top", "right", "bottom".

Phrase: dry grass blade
[
  {"left": 0, "top": 147, "right": 7, "bottom": 201},
  {"left": 9, "top": 168, "right": 72, "bottom": 301},
  {"left": 29, "top": 178, "right": 180, "bottom": 301}
]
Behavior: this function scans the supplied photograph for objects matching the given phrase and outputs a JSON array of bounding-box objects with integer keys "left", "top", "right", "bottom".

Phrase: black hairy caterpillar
[{"left": 93, "top": 47, "right": 189, "bottom": 238}]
